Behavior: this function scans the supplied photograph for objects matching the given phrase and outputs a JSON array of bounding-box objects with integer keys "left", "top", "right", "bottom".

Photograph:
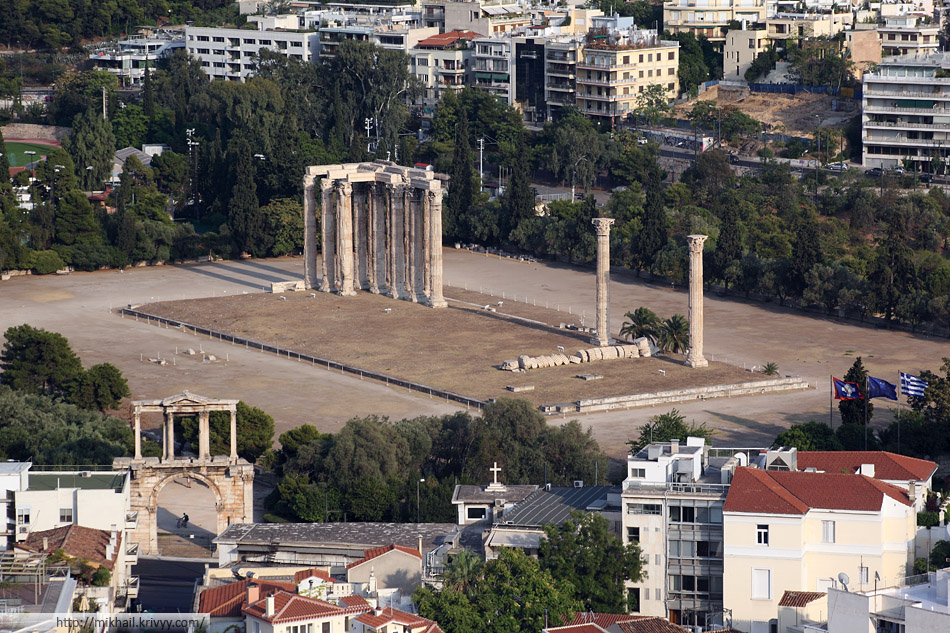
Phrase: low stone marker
[
  {"left": 506, "top": 385, "right": 535, "bottom": 393},
  {"left": 576, "top": 373, "right": 603, "bottom": 381}
]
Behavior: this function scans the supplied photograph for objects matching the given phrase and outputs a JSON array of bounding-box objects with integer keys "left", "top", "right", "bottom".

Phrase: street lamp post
[
  {"left": 417, "top": 478, "right": 425, "bottom": 523},
  {"left": 814, "top": 115, "right": 821, "bottom": 199}
]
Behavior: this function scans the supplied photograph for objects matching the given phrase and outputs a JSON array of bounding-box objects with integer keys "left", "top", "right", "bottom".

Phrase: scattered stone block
[
  {"left": 184, "top": 348, "right": 197, "bottom": 355},
  {"left": 506, "top": 385, "right": 535, "bottom": 393},
  {"left": 501, "top": 359, "right": 519, "bottom": 371},
  {"left": 576, "top": 373, "right": 603, "bottom": 381}
]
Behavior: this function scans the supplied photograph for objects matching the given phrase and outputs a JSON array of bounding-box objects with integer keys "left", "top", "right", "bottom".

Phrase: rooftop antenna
[{"left": 838, "top": 572, "right": 850, "bottom": 592}]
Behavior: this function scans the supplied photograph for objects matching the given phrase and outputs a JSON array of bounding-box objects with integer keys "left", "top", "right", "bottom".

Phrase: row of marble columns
[
  {"left": 318, "top": 180, "right": 446, "bottom": 308},
  {"left": 133, "top": 410, "right": 237, "bottom": 461}
]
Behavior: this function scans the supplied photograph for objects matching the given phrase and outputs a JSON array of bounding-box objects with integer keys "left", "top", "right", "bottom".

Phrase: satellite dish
[{"left": 838, "top": 572, "right": 850, "bottom": 592}]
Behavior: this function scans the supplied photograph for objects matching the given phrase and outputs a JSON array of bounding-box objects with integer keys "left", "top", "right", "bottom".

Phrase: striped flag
[{"left": 899, "top": 372, "right": 928, "bottom": 398}]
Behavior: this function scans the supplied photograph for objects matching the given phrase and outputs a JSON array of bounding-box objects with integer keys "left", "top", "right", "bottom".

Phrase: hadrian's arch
[{"left": 113, "top": 392, "right": 254, "bottom": 555}]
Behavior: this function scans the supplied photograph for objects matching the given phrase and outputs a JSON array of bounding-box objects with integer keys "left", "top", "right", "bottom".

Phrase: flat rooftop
[
  {"left": 26, "top": 472, "right": 126, "bottom": 492},
  {"left": 214, "top": 522, "right": 458, "bottom": 556},
  {"left": 500, "top": 485, "right": 620, "bottom": 527}
]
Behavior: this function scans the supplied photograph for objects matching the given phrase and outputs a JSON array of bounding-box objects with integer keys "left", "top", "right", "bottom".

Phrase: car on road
[
  {"left": 890, "top": 167, "right": 905, "bottom": 175},
  {"left": 919, "top": 172, "right": 934, "bottom": 183},
  {"left": 827, "top": 161, "right": 849, "bottom": 171},
  {"left": 865, "top": 168, "right": 883, "bottom": 177}
]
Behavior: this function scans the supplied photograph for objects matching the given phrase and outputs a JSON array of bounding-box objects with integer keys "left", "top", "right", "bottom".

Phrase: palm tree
[
  {"left": 657, "top": 314, "right": 690, "bottom": 354},
  {"left": 762, "top": 362, "right": 779, "bottom": 376},
  {"left": 619, "top": 307, "right": 660, "bottom": 343},
  {"left": 443, "top": 549, "right": 483, "bottom": 592}
]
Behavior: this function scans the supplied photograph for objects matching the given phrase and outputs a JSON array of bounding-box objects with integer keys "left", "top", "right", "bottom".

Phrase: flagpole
[
  {"left": 829, "top": 375, "right": 833, "bottom": 430},
  {"left": 864, "top": 376, "right": 869, "bottom": 451},
  {"left": 897, "top": 374, "right": 902, "bottom": 454}
]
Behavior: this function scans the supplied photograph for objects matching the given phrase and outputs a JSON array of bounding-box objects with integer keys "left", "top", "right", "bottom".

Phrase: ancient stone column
[
  {"left": 164, "top": 411, "right": 175, "bottom": 460},
  {"left": 428, "top": 190, "right": 447, "bottom": 308},
  {"left": 367, "top": 184, "right": 379, "bottom": 293},
  {"left": 402, "top": 185, "right": 414, "bottom": 301},
  {"left": 591, "top": 218, "right": 615, "bottom": 347},
  {"left": 337, "top": 182, "right": 356, "bottom": 296},
  {"left": 133, "top": 411, "right": 142, "bottom": 460},
  {"left": 319, "top": 179, "right": 335, "bottom": 293},
  {"left": 229, "top": 409, "right": 238, "bottom": 461},
  {"left": 686, "top": 234, "right": 709, "bottom": 368},
  {"left": 421, "top": 191, "right": 431, "bottom": 301},
  {"left": 198, "top": 411, "right": 210, "bottom": 460},
  {"left": 303, "top": 172, "right": 318, "bottom": 290},
  {"left": 385, "top": 184, "right": 396, "bottom": 298}
]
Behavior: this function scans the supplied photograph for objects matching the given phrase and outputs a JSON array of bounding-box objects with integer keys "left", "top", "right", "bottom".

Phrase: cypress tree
[
  {"left": 503, "top": 132, "right": 534, "bottom": 234},
  {"left": 713, "top": 203, "right": 741, "bottom": 285},
  {"left": 0, "top": 126, "right": 9, "bottom": 183},
  {"left": 447, "top": 111, "right": 474, "bottom": 236},
  {"left": 142, "top": 64, "right": 156, "bottom": 120},
  {"left": 639, "top": 168, "right": 667, "bottom": 271},
  {"left": 228, "top": 138, "right": 264, "bottom": 256},
  {"left": 62, "top": 107, "right": 115, "bottom": 191}
]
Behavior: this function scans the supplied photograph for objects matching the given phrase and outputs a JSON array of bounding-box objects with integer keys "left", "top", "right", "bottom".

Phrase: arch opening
[{"left": 155, "top": 474, "right": 219, "bottom": 556}]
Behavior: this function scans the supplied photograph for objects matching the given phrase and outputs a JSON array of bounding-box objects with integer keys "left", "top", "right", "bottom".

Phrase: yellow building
[
  {"left": 575, "top": 28, "right": 679, "bottom": 128},
  {"left": 722, "top": 468, "right": 916, "bottom": 633}
]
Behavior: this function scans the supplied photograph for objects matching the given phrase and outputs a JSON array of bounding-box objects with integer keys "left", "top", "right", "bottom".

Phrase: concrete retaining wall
[{"left": 2, "top": 123, "right": 70, "bottom": 141}]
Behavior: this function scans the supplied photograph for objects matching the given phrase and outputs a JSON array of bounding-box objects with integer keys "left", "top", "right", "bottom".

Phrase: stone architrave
[
  {"left": 686, "top": 234, "right": 709, "bottom": 368},
  {"left": 120, "top": 392, "right": 253, "bottom": 555},
  {"left": 591, "top": 218, "right": 615, "bottom": 347},
  {"left": 302, "top": 162, "right": 446, "bottom": 307}
]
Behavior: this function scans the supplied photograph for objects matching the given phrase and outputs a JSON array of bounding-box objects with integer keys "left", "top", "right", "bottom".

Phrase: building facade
[
  {"left": 185, "top": 24, "right": 318, "bottom": 82},
  {"left": 663, "top": 0, "right": 768, "bottom": 45}
]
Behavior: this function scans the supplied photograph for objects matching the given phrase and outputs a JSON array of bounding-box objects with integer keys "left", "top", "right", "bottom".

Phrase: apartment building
[
  {"left": 663, "top": 0, "right": 768, "bottom": 45},
  {"left": 766, "top": 13, "right": 851, "bottom": 42},
  {"left": 621, "top": 438, "right": 732, "bottom": 628},
  {"left": 88, "top": 31, "right": 185, "bottom": 86},
  {"left": 411, "top": 30, "right": 481, "bottom": 106},
  {"left": 878, "top": 14, "right": 939, "bottom": 57},
  {"left": 473, "top": 37, "right": 514, "bottom": 103},
  {"left": 421, "top": 0, "right": 530, "bottom": 35},
  {"left": 544, "top": 36, "right": 582, "bottom": 120},
  {"left": 186, "top": 22, "right": 318, "bottom": 81},
  {"left": 575, "top": 27, "right": 679, "bottom": 128},
  {"left": 861, "top": 52, "right": 950, "bottom": 170},
  {"left": 826, "top": 569, "right": 950, "bottom": 632},
  {"left": 723, "top": 26, "right": 769, "bottom": 81},
  {"left": 0, "top": 462, "right": 30, "bottom": 550},
  {"left": 722, "top": 467, "right": 916, "bottom": 633}
]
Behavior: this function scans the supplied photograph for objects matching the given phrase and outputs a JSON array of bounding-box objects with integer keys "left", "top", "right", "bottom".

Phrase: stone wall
[{"left": 1, "top": 123, "right": 70, "bottom": 141}]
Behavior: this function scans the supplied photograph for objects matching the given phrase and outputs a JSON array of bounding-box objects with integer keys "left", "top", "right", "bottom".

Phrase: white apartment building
[
  {"left": 0, "top": 462, "right": 30, "bottom": 550},
  {"left": 722, "top": 467, "right": 917, "bottom": 633},
  {"left": 878, "top": 14, "right": 939, "bottom": 56},
  {"left": 544, "top": 37, "right": 582, "bottom": 120},
  {"left": 664, "top": 0, "right": 769, "bottom": 44},
  {"left": 826, "top": 569, "right": 950, "bottom": 633},
  {"left": 862, "top": 52, "right": 950, "bottom": 170},
  {"left": 88, "top": 32, "right": 185, "bottom": 86},
  {"left": 723, "top": 26, "right": 769, "bottom": 81},
  {"left": 411, "top": 30, "right": 482, "bottom": 107},
  {"left": 473, "top": 37, "right": 514, "bottom": 104},
  {"left": 186, "top": 22, "right": 319, "bottom": 82}
]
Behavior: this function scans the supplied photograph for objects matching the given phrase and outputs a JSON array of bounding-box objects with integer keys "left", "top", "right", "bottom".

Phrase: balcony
[
  {"left": 865, "top": 119, "right": 950, "bottom": 130},
  {"left": 125, "top": 512, "right": 138, "bottom": 529},
  {"left": 865, "top": 136, "right": 946, "bottom": 147},
  {"left": 864, "top": 103, "right": 948, "bottom": 114},
  {"left": 577, "top": 104, "right": 622, "bottom": 117},
  {"left": 864, "top": 88, "right": 950, "bottom": 99},
  {"left": 547, "top": 66, "right": 575, "bottom": 78},
  {"left": 622, "top": 480, "right": 731, "bottom": 496},
  {"left": 118, "top": 576, "right": 139, "bottom": 599},
  {"left": 441, "top": 64, "right": 464, "bottom": 74},
  {"left": 547, "top": 83, "right": 574, "bottom": 92},
  {"left": 125, "top": 543, "right": 139, "bottom": 566},
  {"left": 578, "top": 76, "right": 637, "bottom": 86},
  {"left": 546, "top": 94, "right": 575, "bottom": 105},
  {"left": 578, "top": 92, "right": 620, "bottom": 102}
]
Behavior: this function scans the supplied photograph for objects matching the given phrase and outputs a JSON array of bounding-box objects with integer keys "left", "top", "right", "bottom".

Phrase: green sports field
[{"left": 5, "top": 142, "right": 57, "bottom": 167}]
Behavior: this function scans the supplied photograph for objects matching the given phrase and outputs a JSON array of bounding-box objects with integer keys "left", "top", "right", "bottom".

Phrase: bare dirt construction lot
[
  {"left": 674, "top": 85, "right": 854, "bottom": 136},
  {"left": 1, "top": 251, "right": 946, "bottom": 458},
  {"left": 139, "top": 290, "right": 764, "bottom": 409}
]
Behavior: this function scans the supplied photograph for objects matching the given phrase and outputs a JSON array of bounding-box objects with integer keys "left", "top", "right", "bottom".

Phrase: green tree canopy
[
  {"left": 63, "top": 107, "right": 116, "bottom": 190},
  {"left": 628, "top": 409, "right": 714, "bottom": 452},
  {"left": 1, "top": 324, "right": 83, "bottom": 397},
  {"left": 540, "top": 512, "right": 646, "bottom": 613},
  {"left": 773, "top": 421, "right": 843, "bottom": 451}
]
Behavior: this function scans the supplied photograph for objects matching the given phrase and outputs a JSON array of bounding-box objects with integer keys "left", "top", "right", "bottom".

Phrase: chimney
[
  {"left": 42, "top": 537, "right": 48, "bottom": 551},
  {"left": 418, "top": 535, "right": 423, "bottom": 556},
  {"left": 670, "top": 439, "right": 680, "bottom": 454},
  {"left": 909, "top": 482, "right": 917, "bottom": 505},
  {"left": 859, "top": 463, "right": 875, "bottom": 478},
  {"left": 265, "top": 594, "right": 275, "bottom": 618},
  {"left": 246, "top": 583, "right": 260, "bottom": 606},
  {"left": 106, "top": 544, "right": 114, "bottom": 560}
]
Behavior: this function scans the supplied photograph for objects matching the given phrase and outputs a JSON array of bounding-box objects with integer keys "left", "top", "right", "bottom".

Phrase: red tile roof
[
  {"left": 797, "top": 451, "right": 936, "bottom": 482},
  {"left": 724, "top": 468, "right": 912, "bottom": 515},
  {"left": 294, "top": 568, "right": 333, "bottom": 584},
  {"left": 244, "top": 590, "right": 345, "bottom": 624},
  {"left": 616, "top": 618, "right": 689, "bottom": 633},
  {"left": 338, "top": 595, "right": 372, "bottom": 613},
  {"left": 17, "top": 525, "right": 119, "bottom": 570},
  {"left": 778, "top": 590, "right": 826, "bottom": 608},
  {"left": 416, "top": 29, "right": 484, "bottom": 48},
  {"left": 565, "top": 613, "right": 653, "bottom": 628},
  {"left": 346, "top": 544, "right": 422, "bottom": 570},
  {"left": 198, "top": 579, "right": 296, "bottom": 617},
  {"left": 546, "top": 625, "right": 610, "bottom": 633},
  {"left": 355, "top": 606, "right": 443, "bottom": 633}
]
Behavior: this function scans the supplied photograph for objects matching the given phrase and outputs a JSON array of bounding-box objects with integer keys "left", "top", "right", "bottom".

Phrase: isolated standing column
[
  {"left": 591, "top": 218, "right": 615, "bottom": 347},
  {"left": 686, "top": 234, "right": 709, "bottom": 368}
]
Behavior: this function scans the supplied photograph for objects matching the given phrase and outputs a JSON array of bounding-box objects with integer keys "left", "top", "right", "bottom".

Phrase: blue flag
[
  {"left": 900, "top": 372, "right": 928, "bottom": 398},
  {"left": 833, "top": 377, "right": 862, "bottom": 400},
  {"left": 868, "top": 376, "right": 897, "bottom": 400}
]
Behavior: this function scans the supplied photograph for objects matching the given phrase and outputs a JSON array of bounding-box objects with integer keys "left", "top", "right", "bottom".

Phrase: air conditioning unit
[
  {"left": 80, "top": 471, "right": 92, "bottom": 478},
  {"left": 573, "top": 480, "right": 584, "bottom": 488},
  {"left": 494, "top": 498, "right": 505, "bottom": 507}
]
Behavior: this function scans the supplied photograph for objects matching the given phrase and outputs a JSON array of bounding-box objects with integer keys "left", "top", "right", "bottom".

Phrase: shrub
[
  {"left": 918, "top": 511, "right": 939, "bottom": 527},
  {"left": 32, "top": 250, "right": 65, "bottom": 274}
]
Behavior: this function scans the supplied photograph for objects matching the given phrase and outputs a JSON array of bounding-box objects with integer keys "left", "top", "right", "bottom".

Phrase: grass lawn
[{"left": 5, "top": 141, "right": 58, "bottom": 167}]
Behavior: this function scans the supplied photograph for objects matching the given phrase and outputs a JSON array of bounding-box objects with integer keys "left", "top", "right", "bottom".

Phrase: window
[
  {"left": 17, "top": 509, "right": 29, "bottom": 524},
  {"left": 629, "top": 587, "right": 640, "bottom": 612},
  {"left": 751, "top": 568, "right": 772, "bottom": 600},
  {"left": 630, "top": 468, "right": 646, "bottom": 478},
  {"left": 639, "top": 70, "right": 644, "bottom": 78},
  {"left": 655, "top": 554, "right": 661, "bottom": 565},
  {"left": 213, "top": 36, "right": 224, "bottom": 42},
  {"left": 680, "top": 506, "right": 694, "bottom": 522},
  {"left": 757, "top": 524, "right": 769, "bottom": 545},
  {"left": 668, "top": 67, "right": 674, "bottom": 75},
  {"left": 322, "top": 623, "right": 330, "bottom": 633},
  {"left": 59, "top": 508, "right": 73, "bottom": 523},
  {"left": 822, "top": 520, "right": 836, "bottom": 543},
  {"left": 628, "top": 503, "right": 661, "bottom": 515},
  {"left": 655, "top": 588, "right": 660, "bottom": 600},
  {"left": 648, "top": 53, "right": 653, "bottom": 62},
  {"left": 669, "top": 506, "right": 680, "bottom": 522},
  {"left": 682, "top": 575, "right": 695, "bottom": 591},
  {"left": 648, "top": 69, "right": 653, "bottom": 77},
  {"left": 668, "top": 82, "right": 675, "bottom": 91},
  {"left": 197, "top": 35, "right": 209, "bottom": 42},
  {"left": 749, "top": 38, "right": 755, "bottom": 48},
  {"left": 623, "top": 55, "right": 629, "bottom": 64},
  {"left": 291, "top": 41, "right": 302, "bottom": 47},
  {"left": 860, "top": 566, "right": 869, "bottom": 584},
  {"left": 259, "top": 39, "right": 271, "bottom": 46},
  {"left": 639, "top": 54, "right": 644, "bottom": 63},
  {"left": 628, "top": 527, "right": 640, "bottom": 542},
  {"left": 668, "top": 51, "right": 674, "bottom": 60},
  {"left": 243, "top": 38, "right": 255, "bottom": 44}
]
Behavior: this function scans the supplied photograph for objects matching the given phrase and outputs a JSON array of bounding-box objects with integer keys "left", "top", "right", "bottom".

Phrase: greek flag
[{"left": 899, "top": 372, "right": 928, "bottom": 398}]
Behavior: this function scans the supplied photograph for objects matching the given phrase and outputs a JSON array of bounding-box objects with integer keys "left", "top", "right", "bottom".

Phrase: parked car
[
  {"left": 890, "top": 167, "right": 905, "bottom": 175},
  {"left": 826, "top": 161, "right": 848, "bottom": 171},
  {"left": 919, "top": 172, "right": 934, "bottom": 183},
  {"left": 865, "top": 168, "right": 884, "bottom": 177}
]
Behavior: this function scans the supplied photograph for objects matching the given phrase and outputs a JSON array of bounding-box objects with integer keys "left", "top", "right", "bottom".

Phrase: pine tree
[
  {"left": 639, "top": 168, "right": 667, "bottom": 271},
  {"left": 712, "top": 203, "right": 741, "bottom": 285},
  {"left": 62, "top": 107, "right": 116, "bottom": 191},
  {"left": 839, "top": 356, "right": 872, "bottom": 427},
  {"left": 788, "top": 211, "right": 821, "bottom": 296},
  {"left": 503, "top": 132, "right": 535, "bottom": 235},
  {"left": 227, "top": 138, "right": 264, "bottom": 256},
  {"left": 447, "top": 112, "right": 474, "bottom": 237},
  {"left": 0, "top": 126, "right": 9, "bottom": 183}
]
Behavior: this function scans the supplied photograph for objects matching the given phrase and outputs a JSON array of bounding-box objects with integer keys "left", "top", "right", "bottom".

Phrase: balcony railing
[
  {"left": 125, "top": 512, "right": 138, "bottom": 529},
  {"left": 865, "top": 120, "right": 950, "bottom": 130},
  {"left": 623, "top": 480, "right": 730, "bottom": 495},
  {"left": 118, "top": 577, "right": 140, "bottom": 598},
  {"left": 864, "top": 104, "right": 949, "bottom": 114},
  {"left": 865, "top": 89, "right": 950, "bottom": 99}
]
